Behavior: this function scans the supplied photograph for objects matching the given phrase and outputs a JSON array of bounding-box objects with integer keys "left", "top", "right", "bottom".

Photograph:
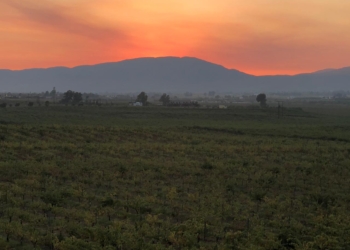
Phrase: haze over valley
[{"left": 1, "top": 57, "right": 349, "bottom": 94}]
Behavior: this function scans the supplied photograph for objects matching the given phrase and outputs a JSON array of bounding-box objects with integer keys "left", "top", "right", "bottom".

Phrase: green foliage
[
  {"left": 256, "top": 93, "right": 267, "bottom": 107},
  {"left": 159, "top": 93, "right": 170, "bottom": 105},
  {"left": 0, "top": 104, "right": 349, "bottom": 249},
  {"left": 60, "top": 90, "right": 83, "bottom": 105},
  {"left": 201, "top": 162, "right": 215, "bottom": 170},
  {"left": 136, "top": 91, "right": 148, "bottom": 105},
  {"left": 50, "top": 87, "right": 56, "bottom": 97},
  {"left": 101, "top": 198, "right": 114, "bottom": 207}
]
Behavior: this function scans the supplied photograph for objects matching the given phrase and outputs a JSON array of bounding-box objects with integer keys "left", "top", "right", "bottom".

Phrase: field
[{"left": 1, "top": 104, "right": 350, "bottom": 249}]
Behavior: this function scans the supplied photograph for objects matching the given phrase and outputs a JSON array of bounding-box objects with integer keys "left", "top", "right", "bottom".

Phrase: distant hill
[{"left": 0, "top": 57, "right": 349, "bottom": 93}]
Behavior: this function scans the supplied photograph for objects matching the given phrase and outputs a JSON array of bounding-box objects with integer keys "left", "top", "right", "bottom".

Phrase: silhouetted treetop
[
  {"left": 256, "top": 93, "right": 267, "bottom": 107},
  {"left": 159, "top": 93, "right": 170, "bottom": 105},
  {"left": 136, "top": 92, "right": 148, "bottom": 105}
]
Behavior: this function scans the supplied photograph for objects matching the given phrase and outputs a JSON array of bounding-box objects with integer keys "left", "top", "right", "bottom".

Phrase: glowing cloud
[{"left": 0, "top": 0, "right": 349, "bottom": 75}]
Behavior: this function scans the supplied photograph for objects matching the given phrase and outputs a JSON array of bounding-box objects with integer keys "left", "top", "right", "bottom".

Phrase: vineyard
[{"left": 1, "top": 105, "right": 350, "bottom": 249}]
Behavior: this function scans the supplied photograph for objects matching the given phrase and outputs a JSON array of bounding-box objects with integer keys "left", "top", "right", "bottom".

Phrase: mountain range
[{"left": 0, "top": 57, "right": 349, "bottom": 93}]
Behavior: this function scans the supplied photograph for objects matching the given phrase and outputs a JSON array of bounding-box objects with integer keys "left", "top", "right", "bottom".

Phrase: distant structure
[
  {"left": 219, "top": 105, "right": 227, "bottom": 109},
  {"left": 131, "top": 102, "right": 143, "bottom": 107}
]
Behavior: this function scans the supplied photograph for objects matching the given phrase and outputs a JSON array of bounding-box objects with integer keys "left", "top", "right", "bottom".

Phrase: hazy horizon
[{"left": 1, "top": 57, "right": 350, "bottom": 93}]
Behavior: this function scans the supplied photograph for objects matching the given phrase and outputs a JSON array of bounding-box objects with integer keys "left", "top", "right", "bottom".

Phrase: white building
[{"left": 133, "top": 102, "right": 143, "bottom": 107}]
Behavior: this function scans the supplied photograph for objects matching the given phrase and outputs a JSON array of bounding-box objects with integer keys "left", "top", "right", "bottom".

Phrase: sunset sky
[{"left": 1, "top": 0, "right": 350, "bottom": 75}]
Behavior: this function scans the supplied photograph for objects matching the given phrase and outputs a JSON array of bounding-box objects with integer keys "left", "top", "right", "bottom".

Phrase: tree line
[{"left": 0, "top": 88, "right": 268, "bottom": 108}]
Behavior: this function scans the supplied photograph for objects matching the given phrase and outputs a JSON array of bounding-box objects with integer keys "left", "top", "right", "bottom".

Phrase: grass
[{"left": 0, "top": 103, "right": 350, "bottom": 249}]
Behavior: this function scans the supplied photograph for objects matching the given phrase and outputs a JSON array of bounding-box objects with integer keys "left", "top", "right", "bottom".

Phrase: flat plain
[{"left": 1, "top": 103, "right": 350, "bottom": 249}]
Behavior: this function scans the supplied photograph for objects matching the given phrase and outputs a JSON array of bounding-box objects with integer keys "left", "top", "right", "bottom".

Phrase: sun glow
[{"left": 0, "top": 0, "right": 350, "bottom": 75}]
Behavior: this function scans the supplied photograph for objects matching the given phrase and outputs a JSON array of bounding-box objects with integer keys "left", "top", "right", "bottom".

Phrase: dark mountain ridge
[{"left": 0, "top": 57, "right": 349, "bottom": 93}]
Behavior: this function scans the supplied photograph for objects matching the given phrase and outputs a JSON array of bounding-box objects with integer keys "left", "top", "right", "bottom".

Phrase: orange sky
[{"left": 1, "top": 0, "right": 350, "bottom": 75}]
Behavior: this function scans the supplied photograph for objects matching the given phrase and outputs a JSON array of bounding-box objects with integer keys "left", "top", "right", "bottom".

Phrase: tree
[
  {"left": 159, "top": 93, "right": 170, "bottom": 105},
  {"left": 136, "top": 92, "right": 148, "bottom": 105},
  {"left": 50, "top": 87, "right": 57, "bottom": 103},
  {"left": 61, "top": 90, "right": 74, "bottom": 104},
  {"left": 50, "top": 87, "right": 56, "bottom": 97},
  {"left": 60, "top": 90, "right": 83, "bottom": 105},
  {"left": 72, "top": 92, "right": 83, "bottom": 105},
  {"left": 256, "top": 93, "right": 267, "bottom": 107}
]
